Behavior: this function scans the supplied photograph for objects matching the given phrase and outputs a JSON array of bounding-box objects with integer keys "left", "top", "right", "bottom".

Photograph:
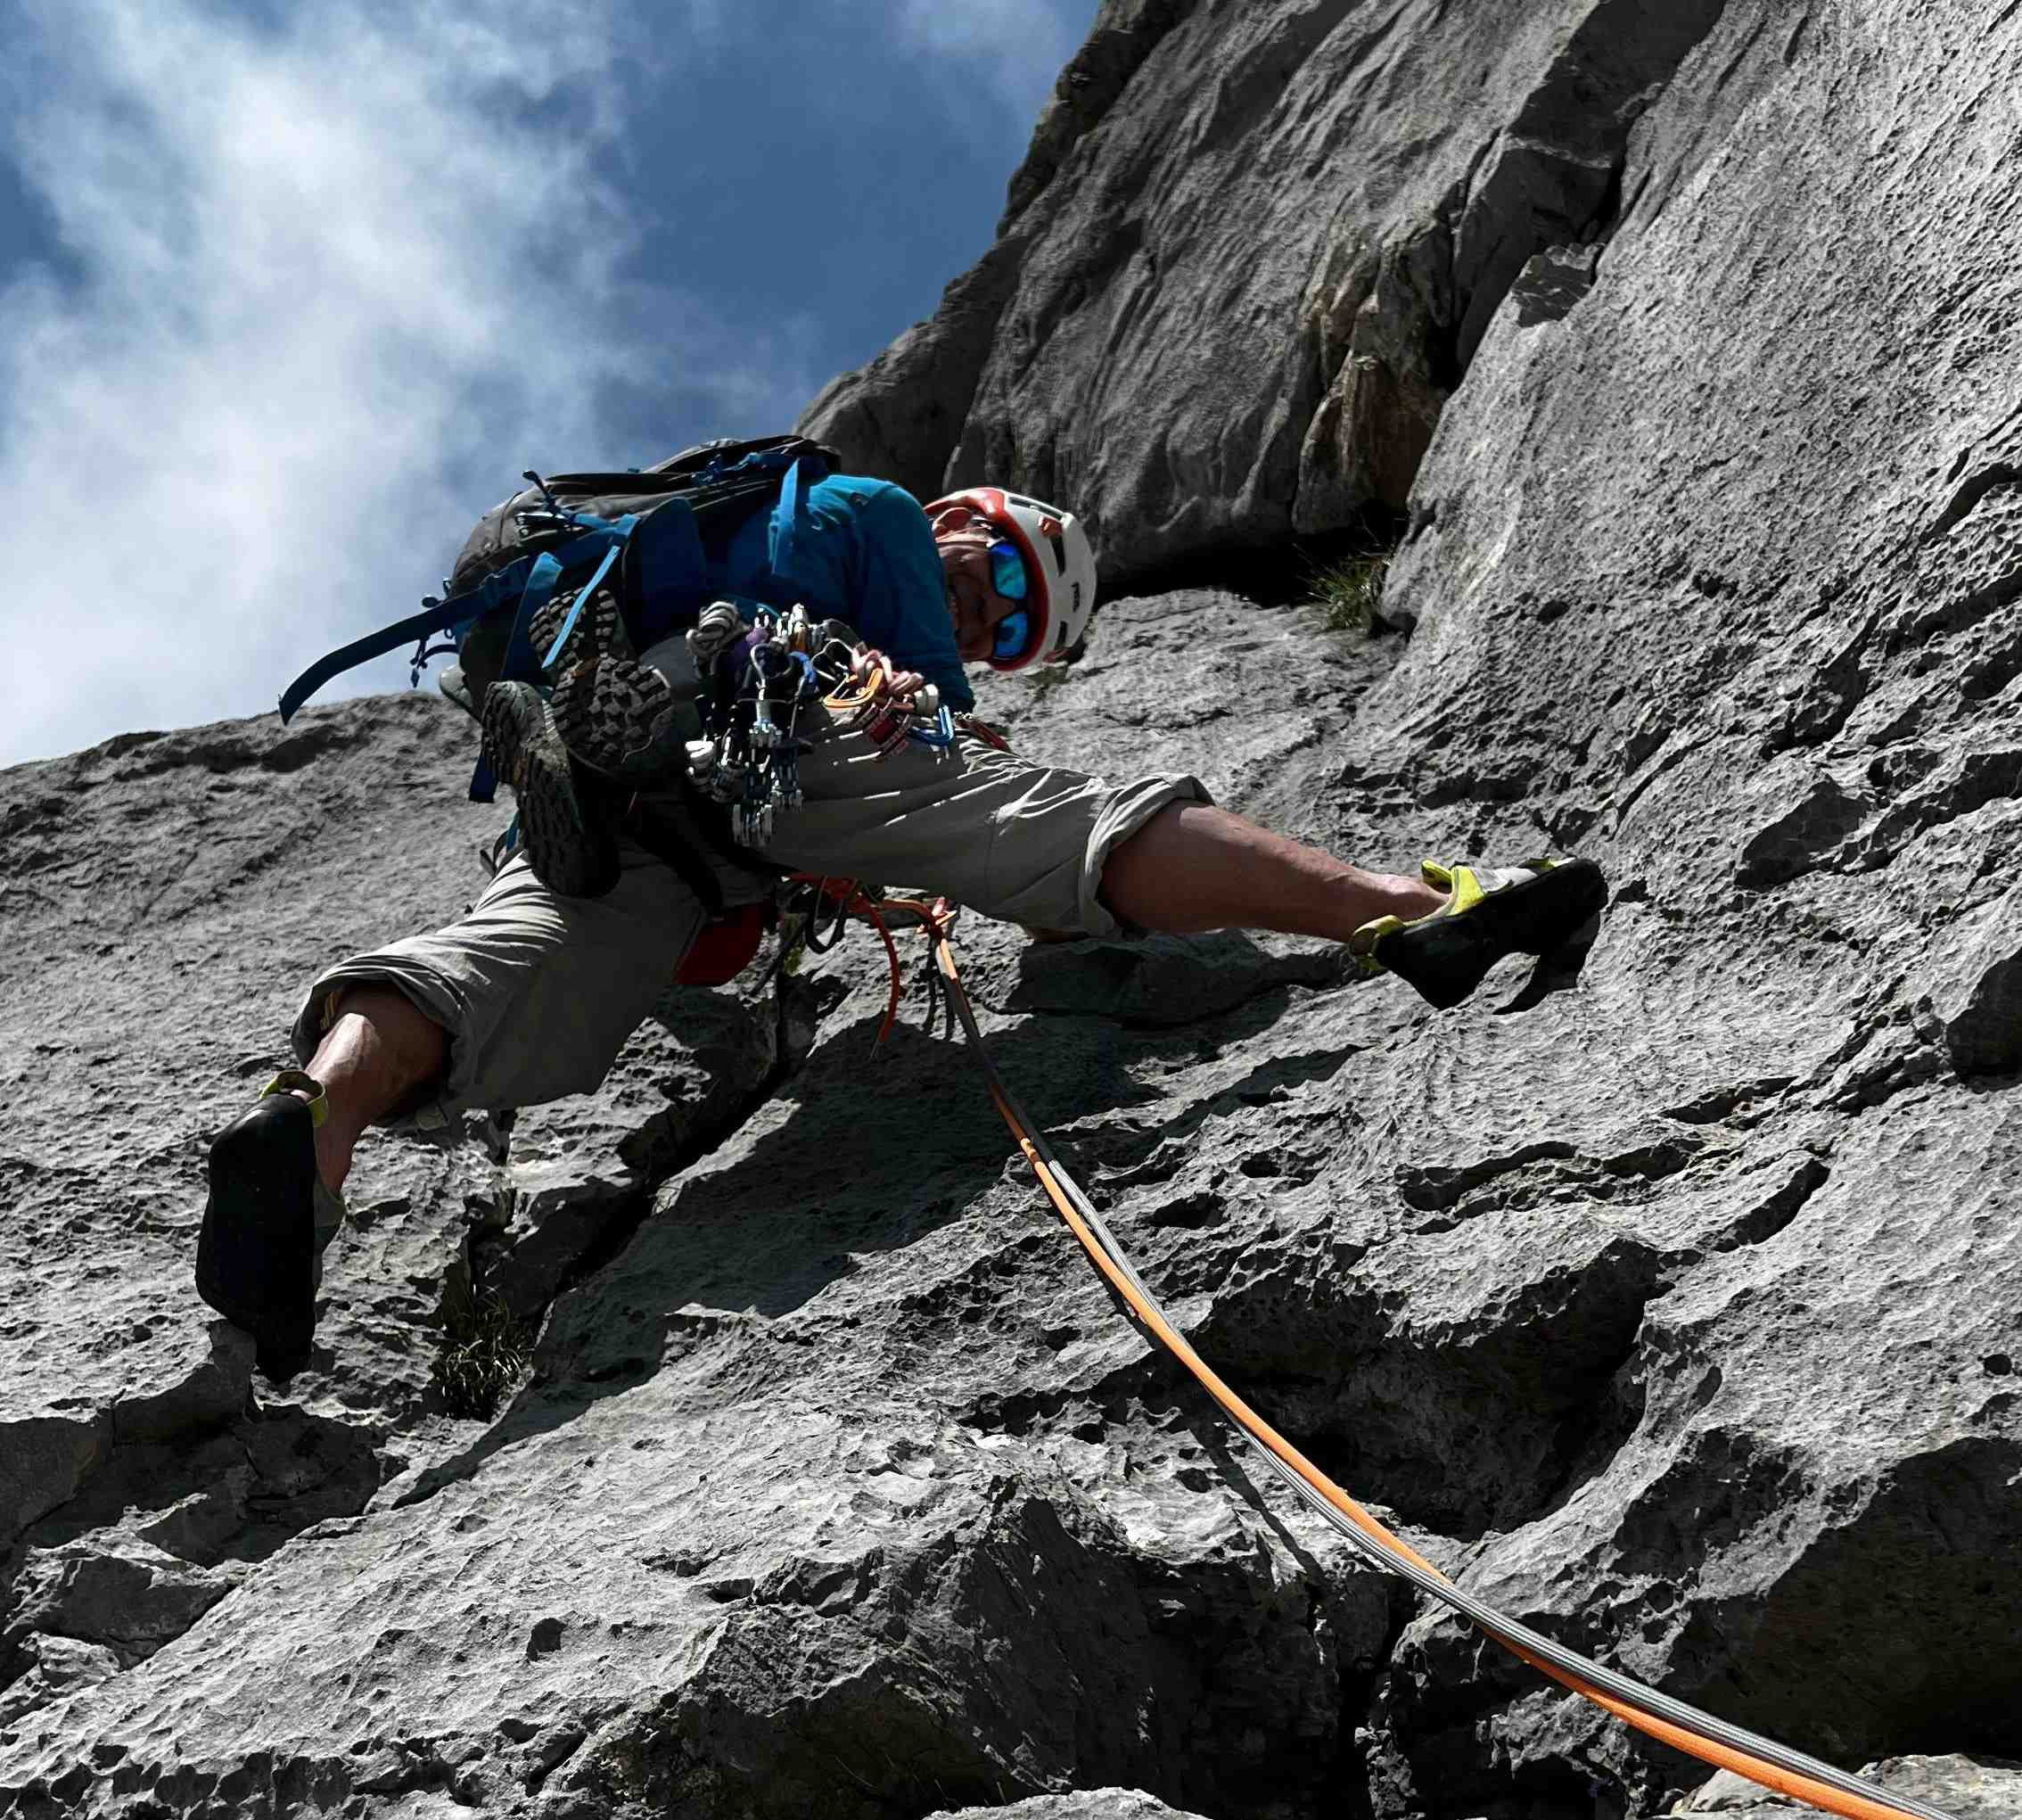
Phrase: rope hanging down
[{"left": 815, "top": 891, "right": 1956, "bottom": 1820}]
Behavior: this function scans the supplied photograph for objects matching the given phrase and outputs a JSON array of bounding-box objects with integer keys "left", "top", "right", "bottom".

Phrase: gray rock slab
[
  {"left": 0, "top": 1637, "right": 120, "bottom": 1734},
  {"left": 1671, "top": 1757, "right": 2022, "bottom": 1817},
  {"left": 930, "top": 1793, "right": 1213, "bottom": 1820},
  {"left": 10, "top": 0, "right": 2022, "bottom": 1814},
  {"left": 1338, "top": 0, "right": 2022, "bottom": 1810},
  {"left": 0, "top": 697, "right": 818, "bottom": 1774},
  {"left": 1, "top": 673, "right": 1408, "bottom": 1818},
  {"left": 1924, "top": 881, "right": 2022, "bottom": 1079},
  {"left": 803, "top": 0, "right": 1733, "bottom": 587}
]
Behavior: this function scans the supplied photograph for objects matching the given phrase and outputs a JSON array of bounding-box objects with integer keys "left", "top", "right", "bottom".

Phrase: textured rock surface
[
  {"left": 801, "top": 0, "right": 1735, "bottom": 583},
  {"left": 7, "top": 1, "right": 2022, "bottom": 1817},
  {"left": 931, "top": 1796, "right": 1210, "bottom": 1820},
  {"left": 1, "top": 625, "right": 1410, "bottom": 1820},
  {"left": 1670, "top": 1758, "right": 2022, "bottom": 1818},
  {"left": 1344, "top": 2, "right": 2022, "bottom": 1808}
]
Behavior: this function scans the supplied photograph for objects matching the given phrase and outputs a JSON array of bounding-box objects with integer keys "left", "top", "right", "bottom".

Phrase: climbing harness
[
  {"left": 779, "top": 877, "right": 958, "bottom": 1051},
  {"left": 793, "top": 894, "right": 1960, "bottom": 1820},
  {"left": 686, "top": 608, "right": 960, "bottom": 849}
]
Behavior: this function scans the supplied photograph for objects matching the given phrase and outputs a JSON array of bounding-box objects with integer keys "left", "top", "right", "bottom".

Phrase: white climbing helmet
[{"left": 925, "top": 485, "right": 1097, "bottom": 671}]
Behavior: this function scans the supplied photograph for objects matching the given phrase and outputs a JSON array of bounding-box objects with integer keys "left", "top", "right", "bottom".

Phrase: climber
[{"left": 196, "top": 464, "right": 1607, "bottom": 1376}]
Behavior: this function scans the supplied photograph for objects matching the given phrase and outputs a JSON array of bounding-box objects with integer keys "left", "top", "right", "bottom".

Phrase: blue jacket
[{"left": 711, "top": 472, "right": 974, "bottom": 712}]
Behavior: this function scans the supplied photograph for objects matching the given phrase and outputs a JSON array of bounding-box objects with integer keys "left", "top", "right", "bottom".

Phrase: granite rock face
[
  {"left": 801, "top": 0, "right": 1734, "bottom": 582},
  {"left": 6, "top": 1, "right": 2022, "bottom": 1818}
]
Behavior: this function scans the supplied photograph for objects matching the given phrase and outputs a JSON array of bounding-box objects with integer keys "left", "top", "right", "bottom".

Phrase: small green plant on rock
[
  {"left": 432, "top": 1278, "right": 532, "bottom": 1419},
  {"left": 1308, "top": 548, "right": 1392, "bottom": 634},
  {"left": 777, "top": 910, "right": 809, "bottom": 976}
]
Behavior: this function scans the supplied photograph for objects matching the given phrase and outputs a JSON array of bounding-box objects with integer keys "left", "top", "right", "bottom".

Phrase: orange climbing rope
[
  {"left": 795, "top": 887, "right": 1953, "bottom": 1820},
  {"left": 983, "top": 1097, "right": 1936, "bottom": 1820}
]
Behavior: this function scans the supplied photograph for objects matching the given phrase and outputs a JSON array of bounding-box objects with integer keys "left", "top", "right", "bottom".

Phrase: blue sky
[{"left": 0, "top": 0, "right": 1098, "bottom": 767}]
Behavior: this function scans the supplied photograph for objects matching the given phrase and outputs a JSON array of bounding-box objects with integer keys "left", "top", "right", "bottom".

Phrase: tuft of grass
[
  {"left": 432, "top": 1279, "right": 532, "bottom": 1419},
  {"left": 1308, "top": 548, "right": 1392, "bottom": 634}
]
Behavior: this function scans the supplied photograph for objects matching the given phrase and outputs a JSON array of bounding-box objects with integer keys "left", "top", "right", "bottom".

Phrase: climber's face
[{"left": 932, "top": 506, "right": 1023, "bottom": 662}]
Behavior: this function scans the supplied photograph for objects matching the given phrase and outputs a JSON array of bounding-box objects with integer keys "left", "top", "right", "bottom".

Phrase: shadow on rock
[{"left": 398, "top": 954, "right": 1353, "bottom": 1505}]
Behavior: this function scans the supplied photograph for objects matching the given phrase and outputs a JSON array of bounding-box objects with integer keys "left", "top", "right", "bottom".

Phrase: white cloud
[
  {"left": 893, "top": 0, "right": 1079, "bottom": 144},
  {"left": 0, "top": 0, "right": 805, "bottom": 767}
]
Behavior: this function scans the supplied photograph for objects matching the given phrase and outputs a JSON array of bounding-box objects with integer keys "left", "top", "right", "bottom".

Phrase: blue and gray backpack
[{"left": 279, "top": 434, "right": 838, "bottom": 803}]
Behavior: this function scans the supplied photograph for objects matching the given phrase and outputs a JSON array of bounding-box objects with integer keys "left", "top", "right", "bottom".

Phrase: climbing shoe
[
  {"left": 193, "top": 1070, "right": 346, "bottom": 1379},
  {"left": 481, "top": 680, "right": 622, "bottom": 898},
  {"left": 1349, "top": 857, "right": 1607, "bottom": 1010},
  {"left": 538, "top": 586, "right": 696, "bottom": 781}
]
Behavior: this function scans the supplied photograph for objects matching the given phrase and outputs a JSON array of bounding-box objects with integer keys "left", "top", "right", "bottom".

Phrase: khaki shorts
[{"left": 292, "top": 716, "right": 1207, "bottom": 1121}]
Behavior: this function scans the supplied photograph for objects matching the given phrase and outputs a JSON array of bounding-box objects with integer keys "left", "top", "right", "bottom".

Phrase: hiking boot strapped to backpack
[
  {"left": 281, "top": 434, "right": 842, "bottom": 905},
  {"left": 281, "top": 434, "right": 840, "bottom": 797}
]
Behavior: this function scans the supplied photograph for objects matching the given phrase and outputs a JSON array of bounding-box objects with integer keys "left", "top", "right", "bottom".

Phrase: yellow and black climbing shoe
[
  {"left": 194, "top": 1071, "right": 346, "bottom": 1379},
  {"left": 1349, "top": 857, "right": 1607, "bottom": 1010},
  {"left": 481, "top": 680, "right": 621, "bottom": 899}
]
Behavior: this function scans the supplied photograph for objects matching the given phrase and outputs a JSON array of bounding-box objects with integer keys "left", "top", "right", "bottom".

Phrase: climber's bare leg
[
  {"left": 1100, "top": 802, "right": 1443, "bottom": 939},
  {"left": 293, "top": 988, "right": 448, "bottom": 1192}
]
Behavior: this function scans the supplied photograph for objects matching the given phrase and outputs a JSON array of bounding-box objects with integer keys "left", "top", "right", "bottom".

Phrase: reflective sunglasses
[
  {"left": 990, "top": 606, "right": 1032, "bottom": 662},
  {"left": 987, "top": 538, "right": 1029, "bottom": 600},
  {"left": 985, "top": 538, "right": 1032, "bottom": 661}
]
